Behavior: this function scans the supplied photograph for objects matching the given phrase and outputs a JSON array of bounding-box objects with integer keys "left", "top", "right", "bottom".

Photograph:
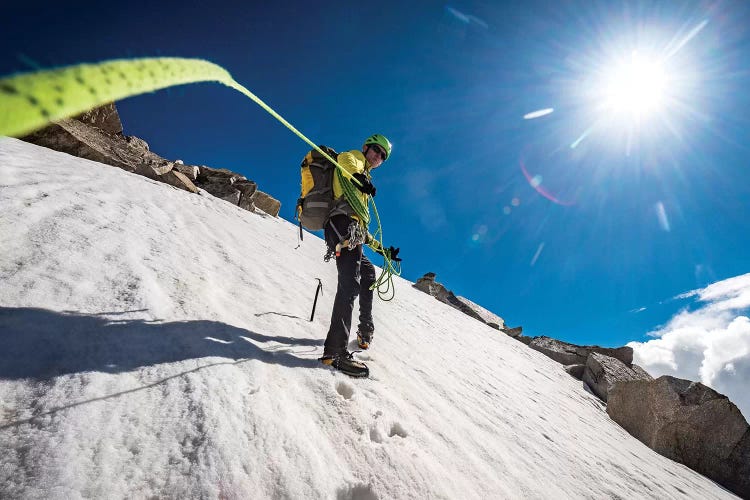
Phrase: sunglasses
[{"left": 369, "top": 144, "right": 386, "bottom": 161}]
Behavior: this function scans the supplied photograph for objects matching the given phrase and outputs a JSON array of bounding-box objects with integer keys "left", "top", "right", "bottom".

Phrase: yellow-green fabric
[
  {"left": 331, "top": 149, "right": 384, "bottom": 252},
  {"left": 333, "top": 149, "right": 371, "bottom": 218}
]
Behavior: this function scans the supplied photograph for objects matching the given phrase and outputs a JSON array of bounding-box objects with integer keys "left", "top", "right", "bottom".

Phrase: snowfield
[{"left": 0, "top": 137, "right": 737, "bottom": 499}]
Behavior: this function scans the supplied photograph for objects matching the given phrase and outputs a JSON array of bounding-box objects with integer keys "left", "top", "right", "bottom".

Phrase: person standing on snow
[{"left": 319, "top": 134, "right": 401, "bottom": 377}]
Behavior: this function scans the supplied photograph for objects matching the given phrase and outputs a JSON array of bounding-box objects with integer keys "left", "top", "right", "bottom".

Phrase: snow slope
[{"left": 0, "top": 138, "right": 736, "bottom": 499}]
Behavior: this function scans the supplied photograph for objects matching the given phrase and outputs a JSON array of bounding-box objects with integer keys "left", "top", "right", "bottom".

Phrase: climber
[{"left": 319, "top": 134, "right": 401, "bottom": 377}]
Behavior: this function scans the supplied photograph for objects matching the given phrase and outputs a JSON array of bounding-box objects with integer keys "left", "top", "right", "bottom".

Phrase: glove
[
  {"left": 377, "top": 245, "right": 401, "bottom": 262},
  {"left": 352, "top": 173, "right": 376, "bottom": 197}
]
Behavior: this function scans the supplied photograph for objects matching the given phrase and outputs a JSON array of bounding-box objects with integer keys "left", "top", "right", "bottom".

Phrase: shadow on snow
[{"left": 0, "top": 306, "right": 324, "bottom": 381}]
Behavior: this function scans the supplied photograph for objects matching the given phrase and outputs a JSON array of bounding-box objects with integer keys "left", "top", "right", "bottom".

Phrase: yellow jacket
[
  {"left": 330, "top": 149, "right": 384, "bottom": 253},
  {"left": 332, "top": 149, "right": 372, "bottom": 220}
]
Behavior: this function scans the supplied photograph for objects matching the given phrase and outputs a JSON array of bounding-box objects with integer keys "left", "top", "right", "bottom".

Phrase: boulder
[
  {"left": 202, "top": 183, "right": 241, "bottom": 204},
  {"left": 251, "top": 190, "right": 281, "bottom": 217},
  {"left": 233, "top": 179, "right": 258, "bottom": 198},
  {"left": 582, "top": 352, "right": 652, "bottom": 401},
  {"left": 528, "top": 336, "right": 633, "bottom": 366},
  {"left": 196, "top": 165, "right": 245, "bottom": 184},
  {"left": 607, "top": 376, "right": 750, "bottom": 499},
  {"left": 162, "top": 169, "right": 199, "bottom": 194},
  {"left": 173, "top": 163, "right": 199, "bottom": 181}
]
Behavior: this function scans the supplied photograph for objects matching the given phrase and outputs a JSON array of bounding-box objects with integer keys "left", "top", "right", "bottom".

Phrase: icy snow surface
[{"left": 0, "top": 138, "right": 737, "bottom": 499}]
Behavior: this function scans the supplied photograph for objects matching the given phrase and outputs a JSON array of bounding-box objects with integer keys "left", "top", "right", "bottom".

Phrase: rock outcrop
[
  {"left": 528, "top": 336, "right": 633, "bottom": 366},
  {"left": 21, "top": 102, "right": 281, "bottom": 216},
  {"left": 23, "top": 117, "right": 198, "bottom": 193},
  {"left": 581, "top": 352, "right": 652, "bottom": 402},
  {"left": 194, "top": 166, "right": 281, "bottom": 217},
  {"left": 76, "top": 102, "right": 123, "bottom": 135},
  {"left": 413, "top": 273, "right": 517, "bottom": 332},
  {"left": 607, "top": 376, "right": 750, "bottom": 499}
]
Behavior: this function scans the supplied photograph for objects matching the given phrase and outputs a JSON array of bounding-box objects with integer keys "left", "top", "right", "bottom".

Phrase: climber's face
[{"left": 363, "top": 144, "right": 385, "bottom": 169}]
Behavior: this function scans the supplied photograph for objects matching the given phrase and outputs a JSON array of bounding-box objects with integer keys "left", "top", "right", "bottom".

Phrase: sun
[{"left": 599, "top": 51, "right": 668, "bottom": 119}]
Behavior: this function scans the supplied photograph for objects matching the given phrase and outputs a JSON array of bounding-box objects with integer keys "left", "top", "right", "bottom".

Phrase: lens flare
[{"left": 520, "top": 160, "right": 576, "bottom": 206}]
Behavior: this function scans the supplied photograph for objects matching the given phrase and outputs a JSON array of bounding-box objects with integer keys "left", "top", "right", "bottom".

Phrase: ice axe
[{"left": 310, "top": 278, "right": 323, "bottom": 321}]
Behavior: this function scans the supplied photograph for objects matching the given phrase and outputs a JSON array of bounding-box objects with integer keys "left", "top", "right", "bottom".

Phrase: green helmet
[{"left": 364, "top": 134, "right": 392, "bottom": 161}]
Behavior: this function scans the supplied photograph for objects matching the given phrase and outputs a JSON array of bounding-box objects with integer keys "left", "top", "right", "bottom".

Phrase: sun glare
[{"left": 601, "top": 51, "right": 667, "bottom": 118}]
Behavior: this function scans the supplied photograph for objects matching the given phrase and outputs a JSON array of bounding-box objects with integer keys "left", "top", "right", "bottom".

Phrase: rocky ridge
[{"left": 21, "top": 102, "right": 280, "bottom": 217}]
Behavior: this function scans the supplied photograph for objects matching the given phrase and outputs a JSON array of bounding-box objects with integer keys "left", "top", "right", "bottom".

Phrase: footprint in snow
[
  {"left": 336, "top": 483, "right": 378, "bottom": 500},
  {"left": 369, "top": 420, "right": 408, "bottom": 443},
  {"left": 388, "top": 422, "right": 408, "bottom": 438},
  {"left": 336, "top": 381, "right": 355, "bottom": 400}
]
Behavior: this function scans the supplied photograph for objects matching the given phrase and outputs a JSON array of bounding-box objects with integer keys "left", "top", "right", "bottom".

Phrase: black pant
[{"left": 324, "top": 216, "right": 376, "bottom": 355}]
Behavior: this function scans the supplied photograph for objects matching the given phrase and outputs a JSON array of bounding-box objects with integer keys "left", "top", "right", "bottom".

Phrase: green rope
[
  {"left": 368, "top": 197, "right": 401, "bottom": 301},
  {"left": 335, "top": 168, "right": 400, "bottom": 300},
  {"left": 336, "top": 169, "right": 369, "bottom": 225}
]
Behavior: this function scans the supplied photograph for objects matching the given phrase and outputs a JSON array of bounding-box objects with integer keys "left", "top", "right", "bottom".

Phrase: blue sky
[{"left": 3, "top": 0, "right": 750, "bottom": 349}]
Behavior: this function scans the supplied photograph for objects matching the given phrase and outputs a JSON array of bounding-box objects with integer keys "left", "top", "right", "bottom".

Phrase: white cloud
[{"left": 629, "top": 273, "right": 750, "bottom": 420}]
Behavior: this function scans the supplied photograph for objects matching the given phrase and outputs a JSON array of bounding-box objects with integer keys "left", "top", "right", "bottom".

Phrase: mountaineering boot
[
  {"left": 319, "top": 351, "right": 369, "bottom": 378},
  {"left": 356, "top": 328, "right": 374, "bottom": 350}
]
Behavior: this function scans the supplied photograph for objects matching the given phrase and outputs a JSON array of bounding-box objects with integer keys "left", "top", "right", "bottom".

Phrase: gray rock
[
  {"left": 76, "top": 102, "right": 123, "bottom": 135},
  {"left": 445, "top": 293, "right": 492, "bottom": 324},
  {"left": 233, "top": 179, "right": 258, "bottom": 198},
  {"left": 607, "top": 376, "right": 750, "bottom": 499},
  {"left": 413, "top": 273, "right": 506, "bottom": 330},
  {"left": 197, "top": 166, "right": 245, "bottom": 184},
  {"left": 162, "top": 169, "right": 199, "bottom": 194},
  {"left": 501, "top": 326, "right": 523, "bottom": 338},
  {"left": 125, "top": 135, "right": 149, "bottom": 151},
  {"left": 191, "top": 165, "right": 280, "bottom": 216},
  {"left": 515, "top": 335, "right": 533, "bottom": 346},
  {"left": 455, "top": 295, "right": 505, "bottom": 330},
  {"left": 630, "top": 363, "right": 652, "bottom": 380},
  {"left": 251, "top": 190, "right": 281, "bottom": 217},
  {"left": 201, "top": 182, "right": 241, "bottom": 204},
  {"left": 234, "top": 179, "right": 258, "bottom": 211},
  {"left": 528, "top": 336, "right": 633, "bottom": 366},
  {"left": 582, "top": 352, "right": 653, "bottom": 402},
  {"left": 564, "top": 364, "right": 586, "bottom": 380},
  {"left": 173, "top": 163, "right": 199, "bottom": 181},
  {"left": 413, "top": 272, "right": 447, "bottom": 297}
]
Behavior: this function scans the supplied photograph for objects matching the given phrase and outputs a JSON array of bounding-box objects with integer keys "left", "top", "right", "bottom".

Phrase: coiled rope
[{"left": 336, "top": 168, "right": 401, "bottom": 300}]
